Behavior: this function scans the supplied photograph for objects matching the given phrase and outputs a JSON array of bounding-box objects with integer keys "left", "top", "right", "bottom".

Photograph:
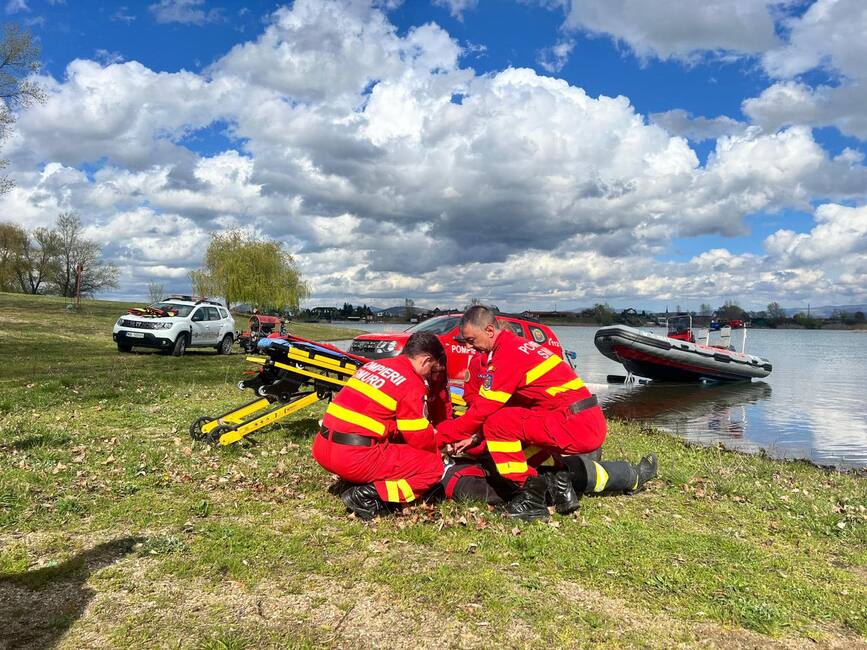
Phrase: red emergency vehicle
[{"left": 349, "top": 313, "right": 564, "bottom": 384}]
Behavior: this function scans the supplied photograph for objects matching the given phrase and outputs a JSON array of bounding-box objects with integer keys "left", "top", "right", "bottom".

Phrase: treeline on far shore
[
  {"left": 306, "top": 300, "right": 867, "bottom": 330},
  {"left": 533, "top": 301, "right": 867, "bottom": 330}
]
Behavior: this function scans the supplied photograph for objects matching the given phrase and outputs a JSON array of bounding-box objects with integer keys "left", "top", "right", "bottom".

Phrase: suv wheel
[
  {"left": 117, "top": 342, "right": 132, "bottom": 353},
  {"left": 217, "top": 333, "right": 233, "bottom": 355},
  {"left": 171, "top": 333, "right": 188, "bottom": 357}
]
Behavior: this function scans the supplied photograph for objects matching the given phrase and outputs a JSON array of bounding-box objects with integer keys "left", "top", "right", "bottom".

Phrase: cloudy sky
[{"left": 3, "top": 0, "right": 866, "bottom": 311}]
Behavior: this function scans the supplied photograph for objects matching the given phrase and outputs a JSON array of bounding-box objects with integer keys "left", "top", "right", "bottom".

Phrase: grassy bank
[{"left": 1, "top": 293, "right": 865, "bottom": 649}]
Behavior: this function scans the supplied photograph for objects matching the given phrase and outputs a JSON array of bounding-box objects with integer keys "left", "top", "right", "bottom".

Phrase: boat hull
[{"left": 594, "top": 325, "right": 772, "bottom": 382}]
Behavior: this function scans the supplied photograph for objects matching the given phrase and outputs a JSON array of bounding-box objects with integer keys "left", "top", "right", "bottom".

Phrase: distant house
[
  {"left": 374, "top": 305, "right": 434, "bottom": 319},
  {"left": 522, "top": 310, "right": 567, "bottom": 319},
  {"left": 310, "top": 306, "right": 340, "bottom": 321}
]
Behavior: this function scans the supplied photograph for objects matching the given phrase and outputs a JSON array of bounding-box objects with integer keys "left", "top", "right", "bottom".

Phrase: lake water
[{"left": 333, "top": 322, "right": 867, "bottom": 470}]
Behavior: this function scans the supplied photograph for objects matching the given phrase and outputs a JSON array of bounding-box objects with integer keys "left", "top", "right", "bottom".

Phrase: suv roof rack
[{"left": 163, "top": 294, "right": 224, "bottom": 307}]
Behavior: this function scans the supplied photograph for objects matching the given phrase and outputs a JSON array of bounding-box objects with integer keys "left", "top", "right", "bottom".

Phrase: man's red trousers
[
  {"left": 312, "top": 433, "right": 444, "bottom": 503},
  {"left": 483, "top": 405, "right": 606, "bottom": 484}
]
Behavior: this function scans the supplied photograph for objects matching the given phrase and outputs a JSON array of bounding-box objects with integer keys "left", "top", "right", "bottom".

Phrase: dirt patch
[
  {"left": 62, "top": 572, "right": 519, "bottom": 649},
  {"left": 553, "top": 581, "right": 866, "bottom": 649}
]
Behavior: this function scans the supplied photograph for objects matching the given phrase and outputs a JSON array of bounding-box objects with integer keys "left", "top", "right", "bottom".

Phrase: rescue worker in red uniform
[
  {"left": 436, "top": 306, "right": 656, "bottom": 521},
  {"left": 313, "top": 332, "right": 447, "bottom": 520}
]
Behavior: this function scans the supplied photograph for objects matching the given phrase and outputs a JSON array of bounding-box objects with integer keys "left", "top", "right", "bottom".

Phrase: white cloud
[
  {"left": 111, "top": 7, "right": 136, "bottom": 24},
  {"left": 432, "top": 0, "right": 478, "bottom": 20},
  {"left": 8, "top": 59, "right": 227, "bottom": 169},
  {"left": 94, "top": 49, "right": 125, "bottom": 65},
  {"left": 149, "top": 0, "right": 222, "bottom": 25},
  {"left": 762, "top": 0, "right": 866, "bottom": 80},
  {"left": 5, "top": 0, "right": 29, "bottom": 15},
  {"left": 650, "top": 109, "right": 747, "bottom": 142},
  {"left": 744, "top": 0, "right": 867, "bottom": 140},
  {"left": 764, "top": 203, "right": 867, "bottom": 264},
  {"left": 556, "top": 0, "right": 781, "bottom": 62},
  {"left": 537, "top": 39, "right": 575, "bottom": 74}
]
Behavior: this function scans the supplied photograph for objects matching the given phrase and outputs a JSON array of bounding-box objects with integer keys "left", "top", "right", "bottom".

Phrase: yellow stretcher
[{"left": 190, "top": 340, "right": 467, "bottom": 446}]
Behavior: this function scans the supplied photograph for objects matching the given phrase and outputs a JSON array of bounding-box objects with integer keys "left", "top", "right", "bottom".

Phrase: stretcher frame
[{"left": 190, "top": 341, "right": 469, "bottom": 446}]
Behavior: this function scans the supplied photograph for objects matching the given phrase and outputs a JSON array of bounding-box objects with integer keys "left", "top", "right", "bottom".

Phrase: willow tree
[{"left": 190, "top": 229, "right": 308, "bottom": 312}]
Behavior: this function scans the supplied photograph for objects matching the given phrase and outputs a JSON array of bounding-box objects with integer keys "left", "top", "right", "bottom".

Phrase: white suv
[{"left": 112, "top": 297, "right": 236, "bottom": 356}]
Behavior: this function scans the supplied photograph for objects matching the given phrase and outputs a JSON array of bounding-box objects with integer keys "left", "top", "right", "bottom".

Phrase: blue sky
[{"left": 4, "top": 0, "right": 867, "bottom": 311}]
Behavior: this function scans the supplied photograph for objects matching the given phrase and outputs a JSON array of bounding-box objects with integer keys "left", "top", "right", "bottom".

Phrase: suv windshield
[
  {"left": 406, "top": 316, "right": 460, "bottom": 335},
  {"left": 150, "top": 302, "right": 193, "bottom": 317}
]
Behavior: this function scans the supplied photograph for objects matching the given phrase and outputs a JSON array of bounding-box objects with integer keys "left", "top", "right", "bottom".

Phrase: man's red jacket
[
  {"left": 435, "top": 328, "right": 591, "bottom": 446},
  {"left": 322, "top": 355, "right": 437, "bottom": 451}
]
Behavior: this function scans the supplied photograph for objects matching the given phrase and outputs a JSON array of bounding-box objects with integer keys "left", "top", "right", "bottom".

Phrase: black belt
[
  {"left": 319, "top": 428, "right": 376, "bottom": 447},
  {"left": 569, "top": 395, "right": 599, "bottom": 414}
]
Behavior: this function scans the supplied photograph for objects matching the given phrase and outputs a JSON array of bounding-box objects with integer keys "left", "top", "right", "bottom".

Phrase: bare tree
[
  {"left": 1, "top": 24, "right": 45, "bottom": 195},
  {"left": 51, "top": 212, "right": 119, "bottom": 297},
  {"left": 148, "top": 281, "right": 165, "bottom": 303},
  {"left": 404, "top": 297, "right": 414, "bottom": 321}
]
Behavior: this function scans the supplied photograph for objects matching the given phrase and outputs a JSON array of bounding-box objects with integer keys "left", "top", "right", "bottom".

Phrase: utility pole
[{"left": 74, "top": 263, "right": 83, "bottom": 309}]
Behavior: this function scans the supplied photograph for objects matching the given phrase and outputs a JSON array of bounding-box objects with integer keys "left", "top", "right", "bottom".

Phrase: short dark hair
[
  {"left": 461, "top": 305, "right": 499, "bottom": 330},
  {"left": 403, "top": 332, "right": 446, "bottom": 365}
]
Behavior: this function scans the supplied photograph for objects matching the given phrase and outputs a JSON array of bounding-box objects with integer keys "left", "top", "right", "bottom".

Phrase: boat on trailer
[{"left": 594, "top": 315, "right": 772, "bottom": 383}]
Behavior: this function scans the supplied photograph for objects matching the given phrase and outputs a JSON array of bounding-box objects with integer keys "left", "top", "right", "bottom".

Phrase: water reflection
[
  {"left": 600, "top": 381, "right": 773, "bottom": 435},
  {"left": 599, "top": 381, "right": 773, "bottom": 441}
]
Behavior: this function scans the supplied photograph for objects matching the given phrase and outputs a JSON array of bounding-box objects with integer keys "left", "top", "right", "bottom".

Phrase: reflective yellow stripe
[
  {"left": 487, "top": 439, "right": 522, "bottom": 453},
  {"left": 385, "top": 481, "right": 400, "bottom": 502},
  {"left": 346, "top": 377, "right": 397, "bottom": 411},
  {"left": 398, "top": 479, "right": 415, "bottom": 502},
  {"left": 545, "top": 377, "right": 586, "bottom": 396},
  {"left": 523, "top": 445, "right": 556, "bottom": 467},
  {"left": 496, "top": 461, "right": 529, "bottom": 475},
  {"left": 396, "top": 417, "right": 430, "bottom": 431},
  {"left": 479, "top": 386, "right": 512, "bottom": 403},
  {"left": 526, "top": 355, "right": 562, "bottom": 384},
  {"left": 593, "top": 461, "right": 609, "bottom": 492},
  {"left": 325, "top": 402, "right": 385, "bottom": 436}
]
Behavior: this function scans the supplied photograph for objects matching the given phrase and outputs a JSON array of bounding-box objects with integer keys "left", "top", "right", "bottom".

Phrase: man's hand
[{"left": 449, "top": 434, "right": 481, "bottom": 455}]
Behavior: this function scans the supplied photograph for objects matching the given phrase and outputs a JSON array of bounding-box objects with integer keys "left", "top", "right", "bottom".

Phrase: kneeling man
[
  {"left": 313, "top": 332, "right": 446, "bottom": 520},
  {"left": 436, "top": 306, "right": 655, "bottom": 521}
]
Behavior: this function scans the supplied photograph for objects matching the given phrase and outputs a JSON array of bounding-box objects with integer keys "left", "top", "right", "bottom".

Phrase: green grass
[{"left": 1, "top": 292, "right": 865, "bottom": 648}]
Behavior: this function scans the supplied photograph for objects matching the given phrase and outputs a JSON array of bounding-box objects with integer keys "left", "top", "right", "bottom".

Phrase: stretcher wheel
[
  {"left": 189, "top": 416, "right": 213, "bottom": 441},
  {"left": 207, "top": 424, "right": 233, "bottom": 445},
  {"left": 237, "top": 381, "right": 246, "bottom": 390}
]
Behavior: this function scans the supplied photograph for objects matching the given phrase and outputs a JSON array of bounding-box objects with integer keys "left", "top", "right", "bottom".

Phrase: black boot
[
  {"left": 543, "top": 470, "right": 581, "bottom": 514},
  {"left": 503, "top": 475, "right": 550, "bottom": 522},
  {"left": 340, "top": 483, "right": 393, "bottom": 520},
  {"left": 630, "top": 453, "right": 658, "bottom": 492},
  {"left": 563, "top": 452, "right": 658, "bottom": 494}
]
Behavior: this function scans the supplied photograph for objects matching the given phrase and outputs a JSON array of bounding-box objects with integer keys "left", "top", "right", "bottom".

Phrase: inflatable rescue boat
[{"left": 594, "top": 315, "right": 772, "bottom": 382}]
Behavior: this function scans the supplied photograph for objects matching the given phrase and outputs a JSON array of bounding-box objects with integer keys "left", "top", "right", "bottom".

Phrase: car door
[
  {"left": 205, "top": 307, "right": 223, "bottom": 343},
  {"left": 189, "top": 308, "right": 210, "bottom": 346}
]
